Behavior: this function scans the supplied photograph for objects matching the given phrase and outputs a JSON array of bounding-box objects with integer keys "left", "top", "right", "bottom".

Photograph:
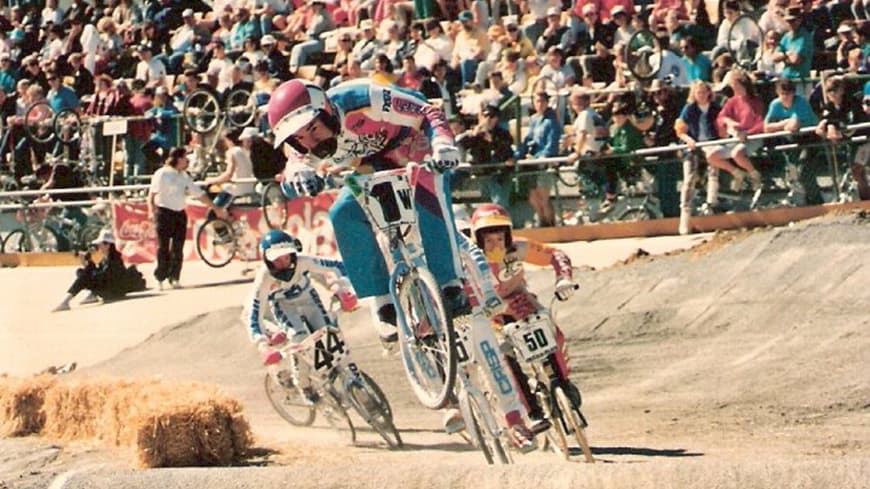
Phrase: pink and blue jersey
[{"left": 325, "top": 79, "right": 455, "bottom": 171}]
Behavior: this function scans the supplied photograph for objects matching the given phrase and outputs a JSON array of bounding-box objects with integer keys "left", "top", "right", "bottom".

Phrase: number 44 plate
[{"left": 504, "top": 315, "right": 558, "bottom": 362}]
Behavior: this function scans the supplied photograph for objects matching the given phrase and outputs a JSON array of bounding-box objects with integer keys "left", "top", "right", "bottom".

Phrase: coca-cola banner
[{"left": 112, "top": 192, "right": 339, "bottom": 265}]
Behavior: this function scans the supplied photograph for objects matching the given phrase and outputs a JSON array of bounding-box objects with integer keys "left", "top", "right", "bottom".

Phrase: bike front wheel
[
  {"left": 347, "top": 371, "right": 403, "bottom": 448},
  {"left": 554, "top": 385, "right": 594, "bottom": 463},
  {"left": 195, "top": 218, "right": 237, "bottom": 268},
  {"left": 394, "top": 268, "right": 458, "bottom": 410},
  {"left": 261, "top": 181, "right": 288, "bottom": 230},
  {"left": 263, "top": 372, "right": 316, "bottom": 427},
  {"left": 460, "top": 389, "right": 512, "bottom": 464}
]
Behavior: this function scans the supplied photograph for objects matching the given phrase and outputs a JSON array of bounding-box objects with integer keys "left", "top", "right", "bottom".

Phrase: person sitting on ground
[{"left": 52, "top": 229, "right": 146, "bottom": 312}]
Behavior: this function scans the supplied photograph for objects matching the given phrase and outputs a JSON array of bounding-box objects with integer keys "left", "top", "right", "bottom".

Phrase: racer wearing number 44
[
  {"left": 471, "top": 204, "right": 577, "bottom": 430},
  {"left": 266, "top": 79, "right": 468, "bottom": 343},
  {"left": 242, "top": 230, "right": 358, "bottom": 403}
]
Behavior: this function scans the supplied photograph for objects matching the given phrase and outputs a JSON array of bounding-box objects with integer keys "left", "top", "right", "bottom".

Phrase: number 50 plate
[{"left": 504, "top": 315, "right": 557, "bottom": 362}]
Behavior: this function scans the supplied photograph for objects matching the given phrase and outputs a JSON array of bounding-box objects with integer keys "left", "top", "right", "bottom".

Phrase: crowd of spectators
[{"left": 0, "top": 0, "right": 869, "bottom": 230}]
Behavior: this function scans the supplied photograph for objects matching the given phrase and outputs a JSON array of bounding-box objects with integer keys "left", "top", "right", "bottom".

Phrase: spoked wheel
[
  {"left": 24, "top": 101, "right": 56, "bottom": 144},
  {"left": 319, "top": 390, "right": 357, "bottom": 444},
  {"left": 225, "top": 89, "right": 256, "bottom": 128},
  {"left": 618, "top": 207, "right": 653, "bottom": 222},
  {"left": 347, "top": 371, "right": 403, "bottom": 448},
  {"left": 728, "top": 14, "right": 763, "bottom": 71},
  {"left": 263, "top": 372, "right": 316, "bottom": 427},
  {"left": 554, "top": 386, "right": 594, "bottom": 463},
  {"left": 625, "top": 30, "right": 662, "bottom": 81},
  {"left": 394, "top": 268, "right": 458, "bottom": 410},
  {"left": 54, "top": 109, "right": 82, "bottom": 145},
  {"left": 25, "top": 225, "right": 60, "bottom": 252},
  {"left": 1, "top": 229, "right": 30, "bottom": 252},
  {"left": 183, "top": 89, "right": 221, "bottom": 134},
  {"left": 261, "top": 181, "right": 288, "bottom": 230},
  {"left": 460, "top": 390, "right": 512, "bottom": 464},
  {"left": 195, "top": 218, "right": 237, "bottom": 268},
  {"left": 537, "top": 384, "right": 570, "bottom": 460}
]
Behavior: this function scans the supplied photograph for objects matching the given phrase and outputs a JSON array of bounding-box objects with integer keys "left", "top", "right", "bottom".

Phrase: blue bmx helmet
[{"left": 261, "top": 230, "right": 301, "bottom": 281}]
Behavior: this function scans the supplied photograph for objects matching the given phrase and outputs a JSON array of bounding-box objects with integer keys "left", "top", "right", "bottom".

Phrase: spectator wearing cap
[
  {"left": 601, "top": 99, "right": 645, "bottom": 208},
  {"left": 352, "top": 19, "right": 383, "bottom": 70},
  {"left": 167, "top": 8, "right": 207, "bottom": 74},
  {"left": 456, "top": 103, "right": 514, "bottom": 206},
  {"left": 773, "top": 6, "right": 814, "bottom": 83},
  {"left": 134, "top": 44, "right": 167, "bottom": 88},
  {"left": 204, "top": 128, "right": 258, "bottom": 210},
  {"left": 835, "top": 22, "right": 859, "bottom": 68},
  {"left": 536, "top": 6, "right": 574, "bottom": 54},
  {"left": 262, "top": 34, "right": 290, "bottom": 80},
  {"left": 515, "top": 90, "right": 562, "bottom": 227},
  {"left": 501, "top": 19, "right": 535, "bottom": 59},
  {"left": 288, "top": 0, "right": 335, "bottom": 72},
  {"left": 522, "top": 0, "right": 558, "bottom": 45},
  {"left": 0, "top": 54, "right": 15, "bottom": 94},
  {"left": 609, "top": 4, "right": 635, "bottom": 48},
  {"left": 764, "top": 78, "right": 822, "bottom": 205},
  {"left": 452, "top": 10, "right": 489, "bottom": 86},
  {"left": 51, "top": 228, "right": 146, "bottom": 313}
]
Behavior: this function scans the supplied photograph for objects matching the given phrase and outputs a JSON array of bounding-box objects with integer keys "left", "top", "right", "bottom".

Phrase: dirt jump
[{"left": 1, "top": 214, "right": 868, "bottom": 489}]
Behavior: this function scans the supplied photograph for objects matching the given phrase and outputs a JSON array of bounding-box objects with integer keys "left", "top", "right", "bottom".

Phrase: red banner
[{"left": 112, "top": 192, "right": 339, "bottom": 265}]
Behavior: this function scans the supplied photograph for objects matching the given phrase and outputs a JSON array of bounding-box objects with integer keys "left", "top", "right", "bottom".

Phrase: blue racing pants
[{"left": 329, "top": 169, "right": 461, "bottom": 298}]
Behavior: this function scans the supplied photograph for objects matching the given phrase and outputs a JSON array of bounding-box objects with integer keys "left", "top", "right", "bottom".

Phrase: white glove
[
  {"left": 429, "top": 144, "right": 461, "bottom": 172},
  {"left": 286, "top": 163, "right": 325, "bottom": 197},
  {"left": 554, "top": 278, "right": 577, "bottom": 302}
]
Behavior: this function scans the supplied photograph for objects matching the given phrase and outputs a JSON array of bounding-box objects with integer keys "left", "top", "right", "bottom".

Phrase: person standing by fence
[{"left": 147, "top": 148, "right": 227, "bottom": 290}]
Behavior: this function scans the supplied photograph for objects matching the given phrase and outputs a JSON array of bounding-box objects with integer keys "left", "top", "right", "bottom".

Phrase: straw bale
[
  {"left": 0, "top": 376, "right": 56, "bottom": 436},
  {"left": 0, "top": 376, "right": 253, "bottom": 468}
]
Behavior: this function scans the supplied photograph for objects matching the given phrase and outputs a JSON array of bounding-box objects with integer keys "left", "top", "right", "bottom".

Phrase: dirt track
[{"left": 2, "top": 215, "right": 869, "bottom": 488}]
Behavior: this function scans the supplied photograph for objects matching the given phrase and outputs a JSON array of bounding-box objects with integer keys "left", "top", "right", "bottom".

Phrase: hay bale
[
  {"left": 1, "top": 376, "right": 253, "bottom": 468},
  {"left": 0, "top": 376, "right": 56, "bottom": 436}
]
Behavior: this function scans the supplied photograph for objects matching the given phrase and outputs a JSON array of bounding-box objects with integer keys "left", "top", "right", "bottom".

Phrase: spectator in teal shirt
[
  {"left": 764, "top": 78, "right": 823, "bottom": 205},
  {"left": 774, "top": 7, "right": 813, "bottom": 81},
  {"left": 0, "top": 54, "right": 15, "bottom": 94},
  {"left": 680, "top": 37, "right": 711, "bottom": 82}
]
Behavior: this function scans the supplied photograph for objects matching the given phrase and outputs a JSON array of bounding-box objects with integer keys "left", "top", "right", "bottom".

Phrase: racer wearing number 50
[
  {"left": 266, "top": 79, "right": 468, "bottom": 344},
  {"left": 471, "top": 203, "right": 577, "bottom": 432}
]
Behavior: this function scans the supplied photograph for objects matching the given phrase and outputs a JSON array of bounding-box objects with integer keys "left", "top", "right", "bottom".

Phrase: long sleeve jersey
[{"left": 241, "top": 255, "right": 347, "bottom": 342}]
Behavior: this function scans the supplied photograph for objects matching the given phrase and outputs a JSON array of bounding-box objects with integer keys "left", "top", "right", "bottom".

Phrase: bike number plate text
[
  {"left": 365, "top": 175, "right": 416, "bottom": 230},
  {"left": 506, "top": 317, "right": 557, "bottom": 362},
  {"left": 311, "top": 329, "right": 348, "bottom": 372}
]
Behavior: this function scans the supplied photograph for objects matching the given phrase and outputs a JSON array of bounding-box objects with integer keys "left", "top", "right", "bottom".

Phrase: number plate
[
  {"left": 309, "top": 329, "right": 348, "bottom": 373},
  {"left": 363, "top": 172, "right": 416, "bottom": 231},
  {"left": 454, "top": 323, "right": 473, "bottom": 367},
  {"left": 504, "top": 315, "right": 557, "bottom": 362}
]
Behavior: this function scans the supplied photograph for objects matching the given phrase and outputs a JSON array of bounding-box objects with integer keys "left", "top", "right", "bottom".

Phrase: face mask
[
  {"left": 485, "top": 247, "right": 506, "bottom": 263},
  {"left": 310, "top": 137, "right": 338, "bottom": 158}
]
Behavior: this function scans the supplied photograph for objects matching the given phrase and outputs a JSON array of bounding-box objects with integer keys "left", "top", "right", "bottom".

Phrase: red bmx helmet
[{"left": 267, "top": 80, "right": 338, "bottom": 152}]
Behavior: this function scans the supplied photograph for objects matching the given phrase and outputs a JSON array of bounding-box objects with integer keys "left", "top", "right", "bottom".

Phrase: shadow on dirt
[{"left": 591, "top": 446, "right": 704, "bottom": 457}]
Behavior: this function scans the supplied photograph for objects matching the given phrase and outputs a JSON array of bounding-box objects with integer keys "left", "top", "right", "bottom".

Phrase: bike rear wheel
[
  {"left": 195, "top": 218, "right": 237, "bottom": 268},
  {"left": 261, "top": 181, "right": 288, "bottom": 230},
  {"left": 395, "top": 268, "right": 458, "bottom": 410},
  {"left": 263, "top": 372, "right": 316, "bottom": 427},
  {"left": 347, "top": 371, "right": 403, "bottom": 448},
  {"left": 225, "top": 89, "right": 256, "bottom": 128},
  {"left": 554, "top": 386, "right": 594, "bottom": 463},
  {"left": 460, "top": 389, "right": 512, "bottom": 464},
  {"left": 54, "top": 109, "right": 82, "bottom": 145}
]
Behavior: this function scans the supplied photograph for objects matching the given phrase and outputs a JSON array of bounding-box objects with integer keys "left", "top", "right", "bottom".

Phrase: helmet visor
[
  {"left": 264, "top": 244, "right": 297, "bottom": 262},
  {"left": 272, "top": 106, "right": 319, "bottom": 149}
]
